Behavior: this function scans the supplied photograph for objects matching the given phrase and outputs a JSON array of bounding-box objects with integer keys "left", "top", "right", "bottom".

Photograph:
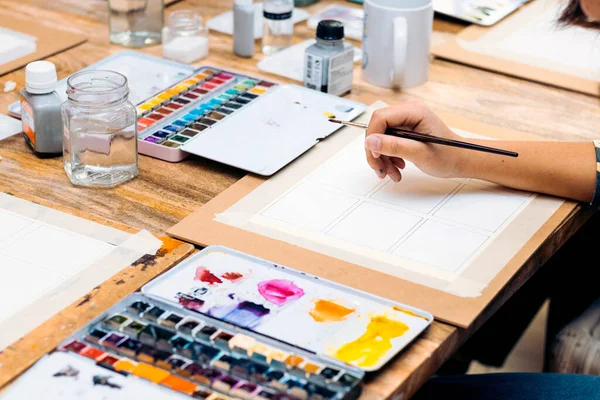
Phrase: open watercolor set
[
  {"left": 13, "top": 246, "right": 431, "bottom": 400},
  {"left": 136, "top": 68, "right": 365, "bottom": 175}
]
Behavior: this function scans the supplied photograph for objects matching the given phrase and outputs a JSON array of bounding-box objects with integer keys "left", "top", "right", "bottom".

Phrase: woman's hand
[{"left": 364, "top": 102, "right": 466, "bottom": 182}]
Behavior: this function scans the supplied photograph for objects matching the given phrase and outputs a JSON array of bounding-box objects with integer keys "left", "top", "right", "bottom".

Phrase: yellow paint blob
[
  {"left": 334, "top": 316, "right": 408, "bottom": 368},
  {"left": 323, "top": 112, "right": 336, "bottom": 118},
  {"left": 309, "top": 299, "right": 355, "bottom": 323}
]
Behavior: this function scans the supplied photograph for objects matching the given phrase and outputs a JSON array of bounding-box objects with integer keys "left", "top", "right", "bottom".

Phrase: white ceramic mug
[{"left": 362, "top": 0, "right": 433, "bottom": 88}]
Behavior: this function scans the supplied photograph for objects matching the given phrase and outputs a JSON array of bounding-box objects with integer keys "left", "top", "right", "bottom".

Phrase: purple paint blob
[
  {"left": 223, "top": 301, "right": 270, "bottom": 328},
  {"left": 258, "top": 279, "right": 304, "bottom": 306}
]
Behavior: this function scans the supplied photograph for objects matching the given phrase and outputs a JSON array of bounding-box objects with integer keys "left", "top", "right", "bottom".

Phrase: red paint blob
[
  {"left": 195, "top": 266, "right": 223, "bottom": 284},
  {"left": 222, "top": 272, "right": 243, "bottom": 282}
]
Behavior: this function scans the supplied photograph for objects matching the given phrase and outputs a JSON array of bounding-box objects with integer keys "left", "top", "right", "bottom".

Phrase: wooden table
[{"left": 0, "top": 0, "right": 597, "bottom": 398}]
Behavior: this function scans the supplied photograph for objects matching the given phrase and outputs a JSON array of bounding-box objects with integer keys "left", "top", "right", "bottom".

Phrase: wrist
[{"left": 447, "top": 134, "right": 479, "bottom": 179}]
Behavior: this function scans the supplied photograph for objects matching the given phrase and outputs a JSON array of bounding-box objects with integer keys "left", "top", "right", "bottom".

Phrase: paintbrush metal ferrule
[{"left": 328, "top": 119, "right": 367, "bottom": 129}]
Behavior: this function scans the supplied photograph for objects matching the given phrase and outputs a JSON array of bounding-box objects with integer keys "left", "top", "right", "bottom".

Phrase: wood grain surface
[{"left": 0, "top": 0, "right": 598, "bottom": 398}]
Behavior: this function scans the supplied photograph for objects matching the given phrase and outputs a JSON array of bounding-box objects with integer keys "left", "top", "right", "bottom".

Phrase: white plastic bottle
[
  {"left": 262, "top": 0, "right": 293, "bottom": 55},
  {"left": 233, "top": 0, "right": 255, "bottom": 57}
]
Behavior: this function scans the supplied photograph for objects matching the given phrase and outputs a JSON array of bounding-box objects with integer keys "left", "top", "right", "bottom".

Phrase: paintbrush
[{"left": 328, "top": 119, "right": 518, "bottom": 158}]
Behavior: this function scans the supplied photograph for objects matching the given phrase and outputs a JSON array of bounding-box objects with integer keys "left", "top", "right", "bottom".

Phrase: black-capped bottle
[{"left": 303, "top": 20, "right": 354, "bottom": 96}]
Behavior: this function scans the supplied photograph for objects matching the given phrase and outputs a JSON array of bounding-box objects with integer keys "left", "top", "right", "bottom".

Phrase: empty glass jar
[
  {"left": 62, "top": 70, "right": 138, "bottom": 188},
  {"left": 108, "top": 0, "right": 164, "bottom": 47}
]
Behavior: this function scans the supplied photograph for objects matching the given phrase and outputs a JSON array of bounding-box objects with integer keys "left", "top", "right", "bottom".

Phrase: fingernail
[
  {"left": 365, "top": 136, "right": 382, "bottom": 151},
  {"left": 371, "top": 151, "right": 379, "bottom": 159}
]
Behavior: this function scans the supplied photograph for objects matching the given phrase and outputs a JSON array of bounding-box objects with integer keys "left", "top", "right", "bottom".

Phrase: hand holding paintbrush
[
  {"left": 328, "top": 121, "right": 518, "bottom": 158},
  {"left": 329, "top": 104, "right": 518, "bottom": 184}
]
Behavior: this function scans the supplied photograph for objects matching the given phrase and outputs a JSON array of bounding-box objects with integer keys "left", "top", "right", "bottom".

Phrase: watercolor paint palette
[
  {"left": 135, "top": 66, "right": 366, "bottom": 175},
  {"left": 56, "top": 292, "right": 363, "bottom": 400},
  {"left": 136, "top": 66, "right": 279, "bottom": 163},
  {"left": 142, "top": 246, "right": 433, "bottom": 372}
]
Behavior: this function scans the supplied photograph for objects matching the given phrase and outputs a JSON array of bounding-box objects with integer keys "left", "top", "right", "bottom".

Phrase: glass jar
[
  {"left": 262, "top": 0, "right": 294, "bottom": 55},
  {"left": 162, "top": 10, "right": 209, "bottom": 64},
  {"left": 62, "top": 70, "right": 138, "bottom": 188},
  {"left": 108, "top": 0, "right": 164, "bottom": 47}
]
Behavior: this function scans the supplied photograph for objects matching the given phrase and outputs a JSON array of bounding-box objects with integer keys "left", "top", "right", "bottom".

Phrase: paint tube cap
[
  {"left": 316, "top": 20, "right": 344, "bottom": 41},
  {"left": 25, "top": 61, "right": 58, "bottom": 94}
]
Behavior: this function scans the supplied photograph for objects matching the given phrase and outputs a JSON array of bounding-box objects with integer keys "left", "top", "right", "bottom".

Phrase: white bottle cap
[
  {"left": 25, "top": 61, "right": 58, "bottom": 94},
  {"left": 234, "top": 0, "right": 253, "bottom": 6}
]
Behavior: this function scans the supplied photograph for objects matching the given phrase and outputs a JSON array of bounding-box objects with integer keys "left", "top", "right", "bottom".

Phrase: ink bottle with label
[
  {"left": 20, "top": 61, "right": 63, "bottom": 157},
  {"left": 303, "top": 20, "right": 354, "bottom": 97}
]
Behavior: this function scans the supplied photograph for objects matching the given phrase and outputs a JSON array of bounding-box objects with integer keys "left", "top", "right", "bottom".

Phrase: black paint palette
[{"left": 56, "top": 293, "right": 364, "bottom": 400}]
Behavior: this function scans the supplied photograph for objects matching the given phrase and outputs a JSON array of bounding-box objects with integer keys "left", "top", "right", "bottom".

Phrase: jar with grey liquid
[{"left": 62, "top": 70, "right": 138, "bottom": 188}]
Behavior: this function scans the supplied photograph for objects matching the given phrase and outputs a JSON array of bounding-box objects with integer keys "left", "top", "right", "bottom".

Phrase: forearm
[{"left": 458, "top": 141, "right": 597, "bottom": 203}]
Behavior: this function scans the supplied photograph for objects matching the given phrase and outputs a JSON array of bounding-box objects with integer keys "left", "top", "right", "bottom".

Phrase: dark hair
[{"left": 559, "top": 0, "right": 600, "bottom": 28}]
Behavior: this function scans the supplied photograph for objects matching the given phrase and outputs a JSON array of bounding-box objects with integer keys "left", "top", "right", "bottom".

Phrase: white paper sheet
[
  {"left": 0, "top": 28, "right": 37, "bottom": 66},
  {"left": 252, "top": 136, "right": 534, "bottom": 273},
  {"left": 460, "top": 0, "right": 600, "bottom": 80},
  {"left": 214, "top": 102, "right": 565, "bottom": 297},
  {"left": 0, "top": 113, "right": 22, "bottom": 141},
  {"left": 0, "top": 194, "right": 162, "bottom": 350},
  {"left": 0, "top": 211, "right": 113, "bottom": 325}
]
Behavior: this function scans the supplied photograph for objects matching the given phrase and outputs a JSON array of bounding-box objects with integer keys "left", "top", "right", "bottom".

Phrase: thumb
[{"left": 365, "top": 134, "right": 422, "bottom": 160}]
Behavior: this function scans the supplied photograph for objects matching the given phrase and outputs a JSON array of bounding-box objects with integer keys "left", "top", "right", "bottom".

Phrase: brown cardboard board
[
  {"left": 0, "top": 16, "right": 87, "bottom": 77},
  {"left": 431, "top": 1, "right": 600, "bottom": 96},
  {"left": 167, "top": 112, "right": 579, "bottom": 329}
]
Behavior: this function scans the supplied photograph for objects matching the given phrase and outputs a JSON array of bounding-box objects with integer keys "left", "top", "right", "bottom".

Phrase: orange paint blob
[
  {"left": 333, "top": 316, "right": 409, "bottom": 368},
  {"left": 309, "top": 300, "right": 355, "bottom": 323}
]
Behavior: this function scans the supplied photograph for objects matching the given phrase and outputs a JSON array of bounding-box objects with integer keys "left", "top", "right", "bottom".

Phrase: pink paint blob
[
  {"left": 195, "top": 266, "right": 223, "bottom": 285},
  {"left": 257, "top": 279, "right": 304, "bottom": 306}
]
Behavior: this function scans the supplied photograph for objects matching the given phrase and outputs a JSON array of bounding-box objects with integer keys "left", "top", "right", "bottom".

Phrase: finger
[
  {"left": 391, "top": 157, "right": 406, "bottom": 170},
  {"left": 381, "top": 156, "right": 402, "bottom": 183},
  {"left": 365, "top": 147, "right": 387, "bottom": 179},
  {"left": 365, "top": 134, "right": 425, "bottom": 160},
  {"left": 366, "top": 103, "right": 429, "bottom": 139}
]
